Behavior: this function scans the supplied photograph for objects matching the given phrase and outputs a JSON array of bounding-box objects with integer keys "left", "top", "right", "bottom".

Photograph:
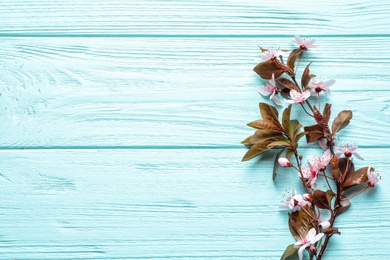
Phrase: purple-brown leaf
[
  {"left": 313, "top": 106, "right": 331, "bottom": 135},
  {"left": 276, "top": 78, "right": 300, "bottom": 91},
  {"left": 313, "top": 190, "right": 331, "bottom": 210},
  {"left": 342, "top": 166, "right": 369, "bottom": 189},
  {"left": 323, "top": 103, "right": 332, "bottom": 124},
  {"left": 301, "top": 62, "right": 316, "bottom": 89},
  {"left": 287, "top": 48, "right": 303, "bottom": 71},
  {"left": 254, "top": 59, "right": 289, "bottom": 79},
  {"left": 331, "top": 156, "right": 342, "bottom": 180},
  {"left": 304, "top": 124, "right": 324, "bottom": 143}
]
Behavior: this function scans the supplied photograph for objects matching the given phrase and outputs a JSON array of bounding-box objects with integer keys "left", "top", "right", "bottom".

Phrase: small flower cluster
[{"left": 243, "top": 36, "right": 382, "bottom": 260}]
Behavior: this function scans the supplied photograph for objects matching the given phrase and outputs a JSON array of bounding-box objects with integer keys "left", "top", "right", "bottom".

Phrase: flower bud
[
  {"left": 309, "top": 246, "right": 317, "bottom": 256},
  {"left": 278, "top": 158, "right": 292, "bottom": 167}
]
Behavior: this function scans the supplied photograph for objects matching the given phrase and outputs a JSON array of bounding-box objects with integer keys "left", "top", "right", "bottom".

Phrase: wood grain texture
[
  {"left": 0, "top": 0, "right": 389, "bottom": 36},
  {"left": 0, "top": 0, "right": 389, "bottom": 259},
  {"left": 0, "top": 149, "right": 388, "bottom": 259},
  {"left": 0, "top": 37, "right": 389, "bottom": 148}
]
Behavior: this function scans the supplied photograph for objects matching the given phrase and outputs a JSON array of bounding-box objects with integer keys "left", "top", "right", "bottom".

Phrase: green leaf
[
  {"left": 247, "top": 120, "right": 283, "bottom": 132},
  {"left": 282, "top": 105, "right": 292, "bottom": 136},
  {"left": 292, "top": 123, "right": 303, "bottom": 139},
  {"left": 260, "top": 102, "right": 280, "bottom": 123},
  {"left": 295, "top": 132, "right": 308, "bottom": 142},
  {"left": 241, "top": 140, "right": 273, "bottom": 162},
  {"left": 253, "top": 59, "right": 288, "bottom": 79},
  {"left": 289, "top": 119, "right": 300, "bottom": 138},
  {"left": 268, "top": 140, "right": 291, "bottom": 148},
  {"left": 287, "top": 48, "right": 303, "bottom": 71},
  {"left": 326, "top": 190, "right": 336, "bottom": 205},
  {"left": 332, "top": 110, "right": 353, "bottom": 135},
  {"left": 281, "top": 244, "right": 299, "bottom": 260},
  {"left": 301, "top": 62, "right": 316, "bottom": 89},
  {"left": 286, "top": 149, "right": 295, "bottom": 159},
  {"left": 273, "top": 147, "right": 287, "bottom": 180},
  {"left": 276, "top": 78, "right": 300, "bottom": 91}
]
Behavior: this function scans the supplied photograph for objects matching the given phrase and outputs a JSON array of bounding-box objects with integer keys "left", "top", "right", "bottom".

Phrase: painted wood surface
[{"left": 0, "top": 1, "right": 389, "bottom": 259}]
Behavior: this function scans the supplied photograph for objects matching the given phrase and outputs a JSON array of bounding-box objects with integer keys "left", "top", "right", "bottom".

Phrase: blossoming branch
[{"left": 242, "top": 35, "right": 381, "bottom": 260}]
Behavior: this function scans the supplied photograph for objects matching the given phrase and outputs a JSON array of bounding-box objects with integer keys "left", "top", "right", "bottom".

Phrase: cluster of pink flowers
[
  {"left": 258, "top": 36, "right": 335, "bottom": 106},
  {"left": 247, "top": 35, "right": 382, "bottom": 260}
]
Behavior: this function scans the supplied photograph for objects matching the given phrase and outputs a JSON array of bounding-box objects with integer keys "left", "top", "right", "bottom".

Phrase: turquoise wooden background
[{"left": 0, "top": 1, "right": 389, "bottom": 259}]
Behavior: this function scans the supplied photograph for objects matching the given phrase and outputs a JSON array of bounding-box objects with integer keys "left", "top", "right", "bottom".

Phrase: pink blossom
[
  {"left": 281, "top": 190, "right": 311, "bottom": 212},
  {"left": 335, "top": 145, "right": 363, "bottom": 160},
  {"left": 302, "top": 166, "right": 318, "bottom": 189},
  {"left": 318, "top": 138, "right": 328, "bottom": 150},
  {"left": 258, "top": 73, "right": 282, "bottom": 105},
  {"left": 278, "top": 158, "right": 292, "bottom": 167},
  {"left": 367, "top": 166, "right": 380, "bottom": 187},
  {"left": 308, "top": 150, "right": 332, "bottom": 171},
  {"left": 284, "top": 89, "right": 311, "bottom": 104},
  {"left": 291, "top": 35, "right": 318, "bottom": 50},
  {"left": 294, "top": 228, "right": 324, "bottom": 260},
  {"left": 308, "top": 79, "right": 336, "bottom": 97},
  {"left": 261, "top": 47, "right": 283, "bottom": 61}
]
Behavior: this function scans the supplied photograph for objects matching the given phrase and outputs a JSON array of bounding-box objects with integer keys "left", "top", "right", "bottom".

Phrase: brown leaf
[
  {"left": 301, "top": 62, "right": 316, "bottom": 89},
  {"left": 332, "top": 110, "right": 353, "bottom": 135},
  {"left": 323, "top": 103, "right": 332, "bottom": 124},
  {"left": 313, "top": 106, "right": 331, "bottom": 135},
  {"left": 241, "top": 140, "right": 273, "bottom": 161},
  {"left": 312, "top": 190, "right": 331, "bottom": 210},
  {"left": 247, "top": 120, "right": 283, "bottom": 132},
  {"left": 288, "top": 205, "right": 315, "bottom": 240},
  {"left": 260, "top": 102, "right": 280, "bottom": 124},
  {"left": 342, "top": 166, "right": 369, "bottom": 189},
  {"left": 254, "top": 59, "right": 289, "bottom": 79},
  {"left": 276, "top": 78, "right": 300, "bottom": 91},
  {"left": 331, "top": 156, "right": 341, "bottom": 180},
  {"left": 287, "top": 48, "right": 303, "bottom": 70},
  {"left": 304, "top": 124, "right": 324, "bottom": 143},
  {"left": 241, "top": 130, "right": 284, "bottom": 145}
]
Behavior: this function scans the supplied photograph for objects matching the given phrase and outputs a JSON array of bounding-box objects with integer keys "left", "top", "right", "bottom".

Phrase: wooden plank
[
  {"left": 0, "top": 148, "right": 387, "bottom": 258},
  {"left": 0, "top": 0, "right": 389, "bottom": 36},
  {"left": 0, "top": 37, "right": 388, "bottom": 148}
]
